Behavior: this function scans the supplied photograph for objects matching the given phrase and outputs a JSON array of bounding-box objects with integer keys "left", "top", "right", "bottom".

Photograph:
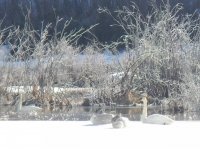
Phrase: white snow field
[{"left": 0, "top": 121, "right": 200, "bottom": 149}]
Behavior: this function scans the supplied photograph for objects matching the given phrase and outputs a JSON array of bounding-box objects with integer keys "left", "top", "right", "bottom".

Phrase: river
[{"left": 0, "top": 105, "right": 200, "bottom": 121}]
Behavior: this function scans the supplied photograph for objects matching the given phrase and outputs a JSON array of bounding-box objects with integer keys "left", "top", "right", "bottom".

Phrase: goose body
[
  {"left": 17, "top": 94, "right": 42, "bottom": 113},
  {"left": 18, "top": 105, "right": 42, "bottom": 112},
  {"left": 90, "top": 109, "right": 114, "bottom": 125},
  {"left": 141, "top": 94, "right": 174, "bottom": 125},
  {"left": 111, "top": 114, "right": 129, "bottom": 129},
  {"left": 141, "top": 114, "right": 174, "bottom": 125},
  {"left": 90, "top": 113, "right": 114, "bottom": 125}
]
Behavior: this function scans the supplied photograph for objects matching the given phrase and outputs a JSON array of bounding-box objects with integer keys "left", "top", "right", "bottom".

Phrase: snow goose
[
  {"left": 90, "top": 109, "right": 114, "bottom": 125},
  {"left": 111, "top": 113, "right": 129, "bottom": 129},
  {"left": 16, "top": 94, "right": 42, "bottom": 113},
  {"left": 141, "top": 93, "right": 174, "bottom": 125}
]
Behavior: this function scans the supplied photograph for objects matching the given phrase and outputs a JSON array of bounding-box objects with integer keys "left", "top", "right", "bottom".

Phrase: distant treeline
[{"left": 0, "top": 0, "right": 200, "bottom": 44}]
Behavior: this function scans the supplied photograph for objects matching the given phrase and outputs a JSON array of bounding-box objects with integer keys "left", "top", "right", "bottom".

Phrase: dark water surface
[{"left": 0, "top": 105, "right": 200, "bottom": 121}]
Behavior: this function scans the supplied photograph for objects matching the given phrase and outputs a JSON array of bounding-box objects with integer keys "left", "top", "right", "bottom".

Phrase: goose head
[{"left": 111, "top": 113, "right": 122, "bottom": 122}]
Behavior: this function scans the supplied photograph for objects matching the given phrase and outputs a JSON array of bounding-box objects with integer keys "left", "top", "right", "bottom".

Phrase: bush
[{"left": 98, "top": 1, "right": 200, "bottom": 111}]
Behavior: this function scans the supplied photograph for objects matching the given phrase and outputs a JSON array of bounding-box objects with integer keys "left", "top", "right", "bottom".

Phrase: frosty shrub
[
  {"left": 1, "top": 1, "right": 200, "bottom": 111},
  {"left": 98, "top": 1, "right": 200, "bottom": 110}
]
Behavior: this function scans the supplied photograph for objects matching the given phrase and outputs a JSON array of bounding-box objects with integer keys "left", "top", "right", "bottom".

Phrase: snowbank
[
  {"left": 0, "top": 121, "right": 199, "bottom": 149},
  {"left": 6, "top": 86, "right": 94, "bottom": 94}
]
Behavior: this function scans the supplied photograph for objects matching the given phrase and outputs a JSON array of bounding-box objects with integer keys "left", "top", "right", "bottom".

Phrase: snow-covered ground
[{"left": 0, "top": 121, "right": 199, "bottom": 149}]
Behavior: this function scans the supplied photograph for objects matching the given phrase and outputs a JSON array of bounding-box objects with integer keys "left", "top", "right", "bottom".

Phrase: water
[{"left": 0, "top": 105, "right": 200, "bottom": 121}]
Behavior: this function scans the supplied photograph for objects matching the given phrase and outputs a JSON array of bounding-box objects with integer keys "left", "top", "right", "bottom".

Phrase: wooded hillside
[{"left": 0, "top": 0, "right": 199, "bottom": 43}]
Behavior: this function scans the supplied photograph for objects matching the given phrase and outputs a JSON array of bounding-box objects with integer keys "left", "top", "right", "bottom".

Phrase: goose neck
[
  {"left": 142, "top": 97, "right": 148, "bottom": 121},
  {"left": 17, "top": 94, "right": 23, "bottom": 111}
]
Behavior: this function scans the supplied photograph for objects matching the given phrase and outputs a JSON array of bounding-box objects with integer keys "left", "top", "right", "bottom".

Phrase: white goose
[
  {"left": 16, "top": 94, "right": 42, "bottom": 113},
  {"left": 141, "top": 93, "right": 174, "bottom": 125},
  {"left": 90, "top": 109, "right": 114, "bottom": 125},
  {"left": 111, "top": 113, "right": 129, "bottom": 129}
]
